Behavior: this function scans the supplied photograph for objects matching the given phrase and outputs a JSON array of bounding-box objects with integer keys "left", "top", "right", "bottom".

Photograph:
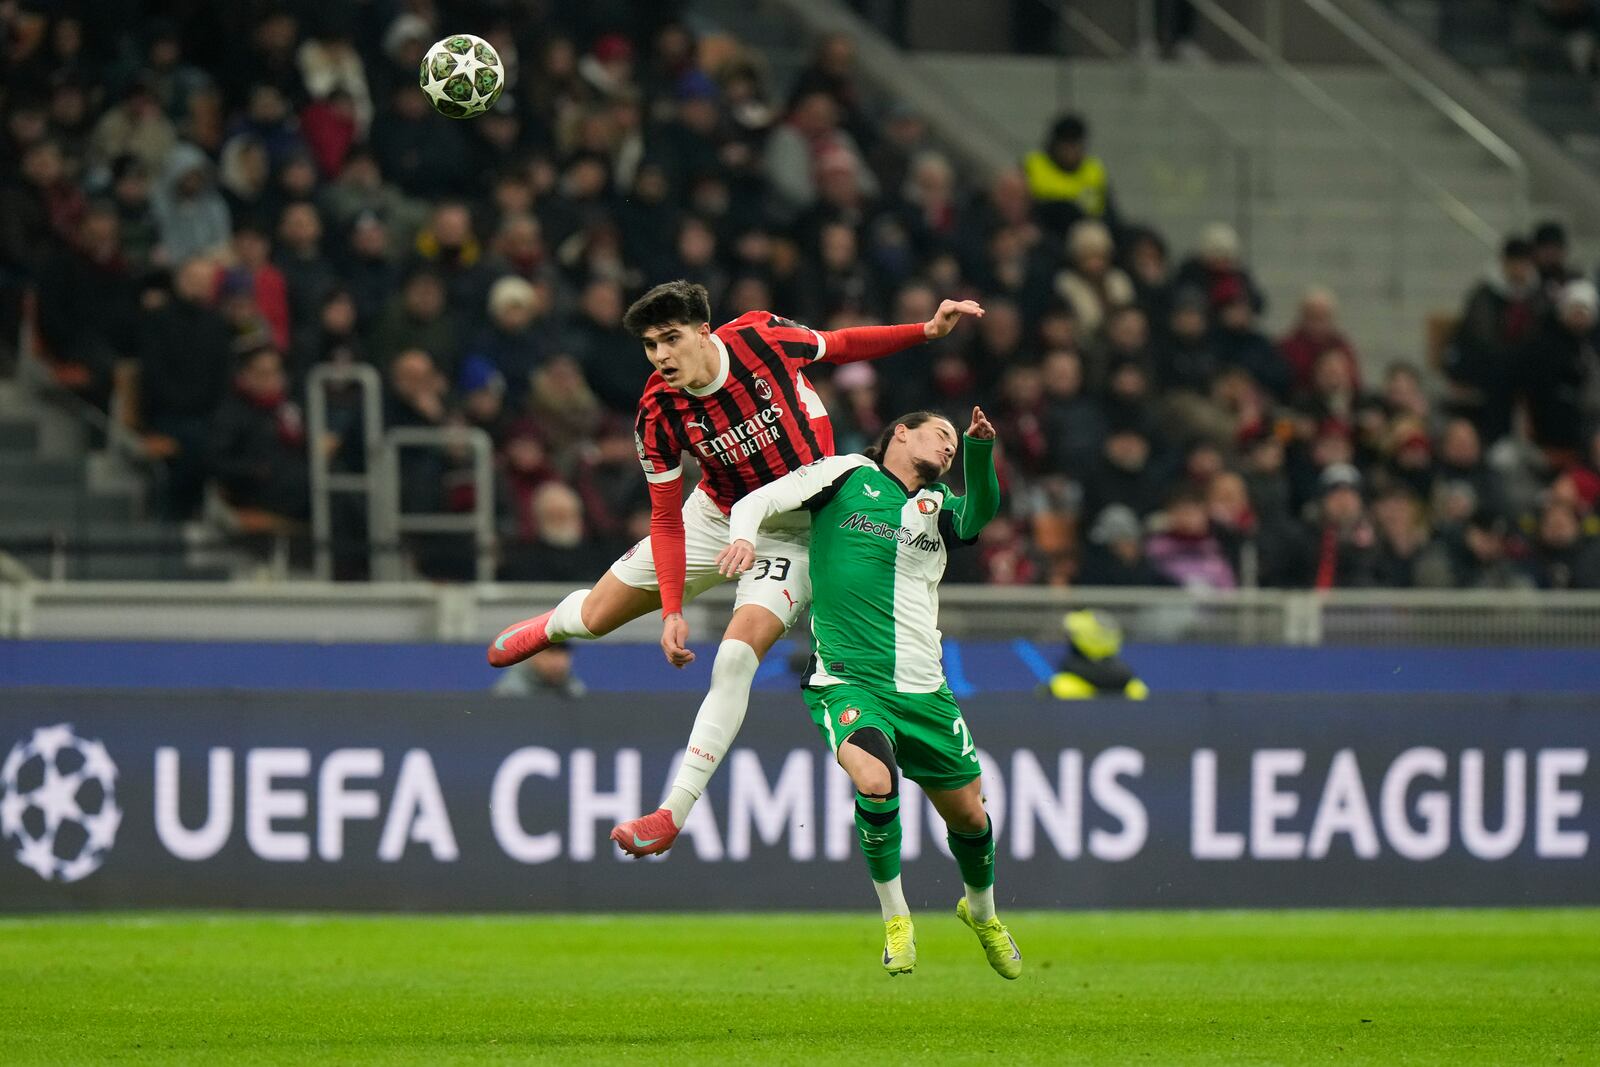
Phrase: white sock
[
  {"left": 964, "top": 883, "right": 996, "bottom": 923},
  {"left": 546, "top": 589, "right": 595, "bottom": 642},
  {"left": 874, "top": 877, "right": 910, "bottom": 921},
  {"left": 662, "top": 639, "right": 759, "bottom": 827}
]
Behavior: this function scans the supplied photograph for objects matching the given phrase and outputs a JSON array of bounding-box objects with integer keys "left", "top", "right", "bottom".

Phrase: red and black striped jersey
[{"left": 633, "top": 310, "right": 836, "bottom": 513}]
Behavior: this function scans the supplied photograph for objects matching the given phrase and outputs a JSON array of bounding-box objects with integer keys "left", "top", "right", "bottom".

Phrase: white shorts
[{"left": 609, "top": 487, "right": 811, "bottom": 630}]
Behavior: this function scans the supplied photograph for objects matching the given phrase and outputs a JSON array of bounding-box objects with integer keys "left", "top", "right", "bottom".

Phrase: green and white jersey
[{"left": 728, "top": 437, "right": 998, "bottom": 694}]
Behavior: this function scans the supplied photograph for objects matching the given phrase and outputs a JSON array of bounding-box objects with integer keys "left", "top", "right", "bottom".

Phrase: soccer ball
[
  {"left": 419, "top": 33, "right": 506, "bottom": 119},
  {"left": 0, "top": 723, "right": 121, "bottom": 884}
]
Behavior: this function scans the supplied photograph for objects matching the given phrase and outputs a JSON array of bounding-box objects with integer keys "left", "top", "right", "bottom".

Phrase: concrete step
[
  {"left": 0, "top": 488, "right": 136, "bottom": 524},
  {"left": 0, "top": 457, "right": 84, "bottom": 488},
  {"left": 0, "top": 419, "right": 40, "bottom": 454}
]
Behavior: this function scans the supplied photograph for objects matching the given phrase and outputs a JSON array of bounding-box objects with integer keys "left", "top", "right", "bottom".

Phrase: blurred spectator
[
  {"left": 1055, "top": 220, "right": 1134, "bottom": 336},
  {"left": 1145, "top": 487, "right": 1237, "bottom": 589},
  {"left": 1023, "top": 114, "right": 1116, "bottom": 237},
  {"left": 219, "top": 134, "right": 272, "bottom": 221},
  {"left": 338, "top": 212, "right": 402, "bottom": 329},
  {"left": 1416, "top": 507, "right": 1535, "bottom": 590},
  {"left": 297, "top": 17, "right": 373, "bottom": 135},
  {"left": 766, "top": 90, "right": 877, "bottom": 218},
  {"left": 35, "top": 206, "right": 138, "bottom": 404},
  {"left": 371, "top": 83, "right": 471, "bottom": 198},
  {"left": 1082, "top": 426, "right": 1166, "bottom": 522},
  {"left": 1175, "top": 222, "right": 1264, "bottom": 314},
  {"left": 498, "top": 482, "right": 617, "bottom": 582},
  {"left": 274, "top": 201, "right": 336, "bottom": 331},
  {"left": 1078, "top": 504, "right": 1170, "bottom": 586},
  {"left": 207, "top": 346, "right": 311, "bottom": 520},
  {"left": 1, "top": 141, "right": 86, "bottom": 281},
  {"left": 154, "top": 143, "right": 231, "bottom": 263},
  {"left": 529, "top": 355, "right": 607, "bottom": 471},
  {"left": 1531, "top": 220, "right": 1574, "bottom": 291},
  {"left": 1123, "top": 227, "right": 1173, "bottom": 324},
  {"left": 318, "top": 146, "right": 427, "bottom": 241},
  {"left": 573, "top": 424, "right": 652, "bottom": 544},
  {"left": 1518, "top": 278, "right": 1596, "bottom": 453},
  {"left": 1041, "top": 349, "right": 1106, "bottom": 473},
  {"left": 1370, "top": 486, "right": 1429, "bottom": 588},
  {"left": 467, "top": 276, "right": 554, "bottom": 393},
  {"left": 370, "top": 269, "right": 459, "bottom": 372},
  {"left": 89, "top": 80, "right": 177, "bottom": 176},
  {"left": 569, "top": 279, "right": 646, "bottom": 415},
  {"left": 1446, "top": 236, "right": 1541, "bottom": 443},
  {"left": 108, "top": 155, "right": 160, "bottom": 268},
  {"left": 225, "top": 222, "right": 290, "bottom": 351},
  {"left": 1528, "top": 498, "right": 1600, "bottom": 589},
  {"left": 1278, "top": 286, "right": 1361, "bottom": 397},
  {"left": 413, "top": 201, "right": 495, "bottom": 317},
  {"left": 136, "top": 258, "right": 235, "bottom": 516},
  {"left": 1212, "top": 288, "right": 1289, "bottom": 400},
  {"left": 291, "top": 287, "right": 365, "bottom": 386},
  {"left": 1304, "top": 463, "right": 1380, "bottom": 589},
  {"left": 1155, "top": 287, "right": 1219, "bottom": 395}
]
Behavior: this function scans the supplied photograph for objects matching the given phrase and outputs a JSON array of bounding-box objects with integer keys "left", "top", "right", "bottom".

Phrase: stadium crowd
[{"left": 3, "top": 2, "right": 1599, "bottom": 589}]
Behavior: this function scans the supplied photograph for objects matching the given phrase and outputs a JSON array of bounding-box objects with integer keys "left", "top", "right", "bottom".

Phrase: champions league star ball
[
  {"left": 0, "top": 723, "right": 121, "bottom": 884},
  {"left": 419, "top": 34, "right": 505, "bottom": 119}
]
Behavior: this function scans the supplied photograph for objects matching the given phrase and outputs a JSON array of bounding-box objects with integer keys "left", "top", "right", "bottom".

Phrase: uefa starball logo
[{"left": 0, "top": 724, "right": 121, "bottom": 883}]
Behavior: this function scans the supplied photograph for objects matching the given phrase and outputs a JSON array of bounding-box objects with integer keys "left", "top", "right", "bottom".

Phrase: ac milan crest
[{"left": 753, "top": 376, "right": 773, "bottom": 401}]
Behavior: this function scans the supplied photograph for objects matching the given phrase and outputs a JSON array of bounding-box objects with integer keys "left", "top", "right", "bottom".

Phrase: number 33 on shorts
[{"left": 736, "top": 553, "right": 807, "bottom": 628}]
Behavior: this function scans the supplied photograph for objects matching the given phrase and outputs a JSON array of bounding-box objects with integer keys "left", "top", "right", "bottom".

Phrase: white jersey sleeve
[{"left": 728, "top": 454, "right": 872, "bottom": 544}]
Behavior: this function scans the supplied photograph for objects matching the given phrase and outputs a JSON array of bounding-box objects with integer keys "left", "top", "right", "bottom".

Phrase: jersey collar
[
  {"left": 682, "top": 333, "right": 731, "bottom": 397},
  {"left": 875, "top": 463, "right": 918, "bottom": 499}
]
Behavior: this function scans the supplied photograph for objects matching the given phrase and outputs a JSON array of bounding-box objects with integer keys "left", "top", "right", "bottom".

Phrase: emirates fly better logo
[{"left": 1, "top": 724, "right": 121, "bottom": 883}]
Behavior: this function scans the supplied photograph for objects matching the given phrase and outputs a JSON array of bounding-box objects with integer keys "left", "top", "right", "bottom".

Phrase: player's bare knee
[
  {"left": 947, "top": 798, "right": 987, "bottom": 836},
  {"left": 842, "top": 728, "right": 897, "bottom": 799}
]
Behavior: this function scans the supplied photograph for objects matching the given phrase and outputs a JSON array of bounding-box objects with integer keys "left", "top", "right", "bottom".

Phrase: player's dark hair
[
  {"left": 622, "top": 280, "right": 711, "bottom": 338},
  {"left": 864, "top": 410, "right": 949, "bottom": 464}
]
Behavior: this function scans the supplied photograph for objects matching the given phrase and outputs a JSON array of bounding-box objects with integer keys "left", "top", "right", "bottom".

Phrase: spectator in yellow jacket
[{"left": 1023, "top": 114, "right": 1119, "bottom": 238}]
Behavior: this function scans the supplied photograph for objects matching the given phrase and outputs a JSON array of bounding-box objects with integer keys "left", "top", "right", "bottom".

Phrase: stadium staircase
[
  {"left": 0, "top": 351, "right": 237, "bottom": 582},
  {"left": 1391, "top": 0, "right": 1600, "bottom": 173}
]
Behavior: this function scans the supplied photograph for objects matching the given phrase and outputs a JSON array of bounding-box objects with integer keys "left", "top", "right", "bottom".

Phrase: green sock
[
  {"left": 854, "top": 793, "right": 902, "bottom": 883},
  {"left": 947, "top": 816, "right": 995, "bottom": 891}
]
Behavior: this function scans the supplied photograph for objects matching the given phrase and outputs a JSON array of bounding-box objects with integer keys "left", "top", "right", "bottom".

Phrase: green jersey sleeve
[{"left": 937, "top": 435, "right": 999, "bottom": 547}]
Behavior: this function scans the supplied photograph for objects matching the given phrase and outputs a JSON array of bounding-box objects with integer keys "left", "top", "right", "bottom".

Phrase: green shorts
[{"left": 803, "top": 681, "right": 981, "bottom": 793}]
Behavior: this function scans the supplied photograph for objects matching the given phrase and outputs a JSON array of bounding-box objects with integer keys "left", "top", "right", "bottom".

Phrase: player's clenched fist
[
  {"left": 716, "top": 539, "right": 757, "bottom": 578},
  {"left": 660, "top": 612, "right": 695, "bottom": 668},
  {"left": 966, "top": 405, "right": 995, "bottom": 441}
]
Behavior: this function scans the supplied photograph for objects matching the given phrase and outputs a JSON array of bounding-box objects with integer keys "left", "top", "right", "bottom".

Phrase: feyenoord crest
[
  {"left": 753, "top": 377, "right": 773, "bottom": 401},
  {"left": 838, "top": 707, "right": 860, "bottom": 726},
  {"left": 917, "top": 498, "right": 939, "bottom": 515}
]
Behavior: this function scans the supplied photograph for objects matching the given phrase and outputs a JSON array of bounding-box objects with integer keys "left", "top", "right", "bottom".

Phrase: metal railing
[
  {"left": 6, "top": 580, "right": 1600, "bottom": 647},
  {"left": 306, "top": 363, "right": 385, "bottom": 581},
  {"left": 375, "top": 426, "right": 496, "bottom": 583}
]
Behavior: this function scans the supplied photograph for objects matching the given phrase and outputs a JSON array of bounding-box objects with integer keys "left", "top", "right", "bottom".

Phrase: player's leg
[
  {"left": 611, "top": 534, "right": 810, "bottom": 855},
  {"left": 608, "top": 603, "right": 784, "bottom": 856},
  {"left": 809, "top": 685, "right": 916, "bottom": 974},
  {"left": 909, "top": 690, "right": 1021, "bottom": 980},
  {"left": 487, "top": 570, "right": 659, "bottom": 668},
  {"left": 489, "top": 494, "right": 726, "bottom": 668}
]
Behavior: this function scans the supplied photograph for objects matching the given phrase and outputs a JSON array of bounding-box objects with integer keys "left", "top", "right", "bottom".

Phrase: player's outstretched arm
[
  {"left": 814, "top": 299, "right": 983, "bottom": 365},
  {"left": 945, "top": 406, "right": 1001, "bottom": 544}
]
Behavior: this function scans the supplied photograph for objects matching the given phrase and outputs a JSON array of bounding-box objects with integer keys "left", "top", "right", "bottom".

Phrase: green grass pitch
[{"left": 2, "top": 909, "right": 1597, "bottom": 1065}]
